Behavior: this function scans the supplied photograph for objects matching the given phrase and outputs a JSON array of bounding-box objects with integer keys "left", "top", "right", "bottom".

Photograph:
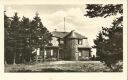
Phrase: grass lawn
[{"left": 5, "top": 61, "right": 111, "bottom": 72}]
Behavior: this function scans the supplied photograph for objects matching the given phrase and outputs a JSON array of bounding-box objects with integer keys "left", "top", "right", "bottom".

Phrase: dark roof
[
  {"left": 52, "top": 30, "right": 90, "bottom": 48},
  {"left": 52, "top": 31, "right": 87, "bottom": 39},
  {"left": 52, "top": 31, "right": 69, "bottom": 38},
  {"left": 64, "top": 30, "right": 86, "bottom": 39}
]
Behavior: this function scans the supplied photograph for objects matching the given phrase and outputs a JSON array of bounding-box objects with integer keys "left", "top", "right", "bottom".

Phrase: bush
[{"left": 109, "top": 61, "right": 123, "bottom": 72}]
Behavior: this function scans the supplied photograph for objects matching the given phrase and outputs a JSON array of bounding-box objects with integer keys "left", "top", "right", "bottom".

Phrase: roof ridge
[{"left": 52, "top": 30, "right": 86, "bottom": 39}]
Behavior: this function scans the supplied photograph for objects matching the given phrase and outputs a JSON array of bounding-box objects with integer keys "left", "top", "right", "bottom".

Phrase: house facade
[{"left": 37, "top": 30, "right": 91, "bottom": 61}]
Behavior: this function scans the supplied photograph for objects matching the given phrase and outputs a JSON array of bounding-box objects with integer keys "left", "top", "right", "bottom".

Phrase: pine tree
[
  {"left": 4, "top": 11, "right": 12, "bottom": 64},
  {"left": 20, "top": 16, "right": 32, "bottom": 63},
  {"left": 4, "top": 12, "right": 52, "bottom": 64},
  {"left": 30, "top": 13, "right": 52, "bottom": 61},
  {"left": 85, "top": 4, "right": 123, "bottom": 71},
  {"left": 10, "top": 12, "right": 21, "bottom": 64}
]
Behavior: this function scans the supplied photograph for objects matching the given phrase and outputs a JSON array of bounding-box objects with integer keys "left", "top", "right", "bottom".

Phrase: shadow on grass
[{"left": 9, "top": 68, "right": 81, "bottom": 72}]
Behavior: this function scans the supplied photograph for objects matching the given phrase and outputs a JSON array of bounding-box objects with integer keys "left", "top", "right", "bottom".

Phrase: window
[
  {"left": 78, "top": 39, "right": 82, "bottom": 45},
  {"left": 37, "top": 48, "right": 40, "bottom": 55},
  {"left": 44, "top": 50, "right": 47, "bottom": 56},
  {"left": 79, "top": 52, "right": 81, "bottom": 56},
  {"left": 51, "top": 50, "right": 53, "bottom": 56},
  {"left": 60, "top": 40, "right": 64, "bottom": 44},
  {"left": 58, "top": 39, "right": 64, "bottom": 44}
]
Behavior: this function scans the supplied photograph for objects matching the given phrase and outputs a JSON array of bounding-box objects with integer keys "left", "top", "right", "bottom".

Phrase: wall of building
[
  {"left": 51, "top": 37, "right": 59, "bottom": 46},
  {"left": 78, "top": 38, "right": 90, "bottom": 48},
  {"left": 48, "top": 36, "right": 91, "bottom": 61},
  {"left": 65, "top": 38, "right": 79, "bottom": 60},
  {"left": 78, "top": 49, "right": 90, "bottom": 60}
]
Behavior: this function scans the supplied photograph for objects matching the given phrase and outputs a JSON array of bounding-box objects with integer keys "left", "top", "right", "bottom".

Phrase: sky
[{"left": 4, "top": 4, "right": 120, "bottom": 55}]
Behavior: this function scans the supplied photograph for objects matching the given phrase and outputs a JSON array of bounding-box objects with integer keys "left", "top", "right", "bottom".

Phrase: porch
[{"left": 35, "top": 46, "right": 64, "bottom": 62}]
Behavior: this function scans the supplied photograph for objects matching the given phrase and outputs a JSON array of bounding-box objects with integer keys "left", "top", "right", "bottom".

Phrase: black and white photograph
[
  {"left": 4, "top": 3, "right": 124, "bottom": 73},
  {"left": 1, "top": 0, "right": 128, "bottom": 80}
]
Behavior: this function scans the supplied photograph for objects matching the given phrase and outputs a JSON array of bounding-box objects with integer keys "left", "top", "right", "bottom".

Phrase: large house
[{"left": 37, "top": 30, "right": 91, "bottom": 61}]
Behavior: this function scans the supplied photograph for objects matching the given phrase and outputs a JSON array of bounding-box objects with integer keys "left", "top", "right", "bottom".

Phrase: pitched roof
[
  {"left": 52, "top": 30, "right": 90, "bottom": 48},
  {"left": 52, "top": 30, "right": 87, "bottom": 39},
  {"left": 52, "top": 31, "right": 69, "bottom": 38},
  {"left": 64, "top": 30, "right": 86, "bottom": 39}
]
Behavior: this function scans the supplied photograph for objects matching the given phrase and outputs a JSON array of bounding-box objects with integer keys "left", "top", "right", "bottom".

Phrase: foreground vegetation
[
  {"left": 85, "top": 4, "right": 123, "bottom": 70},
  {"left": 5, "top": 61, "right": 122, "bottom": 72}
]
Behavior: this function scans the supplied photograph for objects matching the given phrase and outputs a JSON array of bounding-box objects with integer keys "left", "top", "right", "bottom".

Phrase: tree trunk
[
  {"left": 13, "top": 52, "right": 16, "bottom": 65},
  {"left": 43, "top": 46, "right": 46, "bottom": 61},
  {"left": 57, "top": 49, "right": 59, "bottom": 61}
]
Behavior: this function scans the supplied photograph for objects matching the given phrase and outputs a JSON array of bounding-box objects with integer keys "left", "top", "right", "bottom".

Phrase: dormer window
[{"left": 78, "top": 39, "right": 82, "bottom": 45}]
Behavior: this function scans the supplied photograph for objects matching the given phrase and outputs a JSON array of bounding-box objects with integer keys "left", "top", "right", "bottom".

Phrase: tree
[
  {"left": 30, "top": 13, "right": 52, "bottom": 61},
  {"left": 20, "top": 16, "right": 32, "bottom": 63},
  {"left": 85, "top": 4, "right": 123, "bottom": 18},
  {"left": 4, "top": 11, "right": 52, "bottom": 64},
  {"left": 5, "top": 13, "right": 32, "bottom": 64},
  {"left": 10, "top": 13, "right": 21, "bottom": 64},
  {"left": 4, "top": 11, "right": 13, "bottom": 64},
  {"left": 85, "top": 4, "right": 123, "bottom": 71},
  {"left": 4, "top": 12, "right": 21, "bottom": 64}
]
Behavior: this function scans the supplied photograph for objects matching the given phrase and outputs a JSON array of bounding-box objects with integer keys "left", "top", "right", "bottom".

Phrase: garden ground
[{"left": 5, "top": 61, "right": 112, "bottom": 72}]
